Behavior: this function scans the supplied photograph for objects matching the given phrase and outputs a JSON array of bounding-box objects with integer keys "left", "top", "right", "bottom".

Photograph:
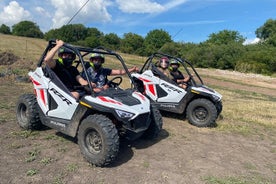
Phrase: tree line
[{"left": 0, "top": 19, "right": 275, "bottom": 76}]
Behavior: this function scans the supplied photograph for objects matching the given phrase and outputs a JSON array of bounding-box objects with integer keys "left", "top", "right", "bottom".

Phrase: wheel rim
[
  {"left": 85, "top": 129, "right": 102, "bottom": 154},
  {"left": 193, "top": 107, "right": 208, "bottom": 121},
  {"left": 18, "top": 104, "right": 28, "bottom": 123}
]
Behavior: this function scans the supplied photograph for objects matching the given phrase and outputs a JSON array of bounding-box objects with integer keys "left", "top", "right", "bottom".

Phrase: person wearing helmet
[
  {"left": 44, "top": 39, "right": 89, "bottom": 99},
  {"left": 82, "top": 53, "right": 139, "bottom": 93},
  {"left": 170, "top": 59, "right": 190, "bottom": 89},
  {"left": 157, "top": 56, "right": 172, "bottom": 78}
]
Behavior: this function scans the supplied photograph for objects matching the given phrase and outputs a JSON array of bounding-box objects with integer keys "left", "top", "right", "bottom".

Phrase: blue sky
[{"left": 0, "top": 0, "right": 275, "bottom": 44}]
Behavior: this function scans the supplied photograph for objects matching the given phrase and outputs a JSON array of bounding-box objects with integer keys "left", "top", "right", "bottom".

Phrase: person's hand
[
  {"left": 90, "top": 82, "right": 97, "bottom": 88},
  {"left": 102, "top": 84, "right": 109, "bottom": 90},
  {"left": 134, "top": 66, "right": 139, "bottom": 72},
  {"left": 56, "top": 39, "right": 64, "bottom": 47},
  {"left": 131, "top": 66, "right": 139, "bottom": 73}
]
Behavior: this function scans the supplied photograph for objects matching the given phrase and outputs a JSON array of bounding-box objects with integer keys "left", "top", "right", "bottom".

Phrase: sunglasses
[{"left": 161, "top": 59, "right": 169, "bottom": 63}]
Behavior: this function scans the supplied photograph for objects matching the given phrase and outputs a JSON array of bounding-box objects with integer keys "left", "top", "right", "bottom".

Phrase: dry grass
[
  {"left": 215, "top": 87, "right": 276, "bottom": 137},
  {"left": 0, "top": 34, "right": 47, "bottom": 61}
]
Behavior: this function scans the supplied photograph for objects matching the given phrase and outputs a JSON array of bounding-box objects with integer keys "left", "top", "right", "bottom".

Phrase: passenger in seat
[
  {"left": 157, "top": 56, "right": 171, "bottom": 78},
  {"left": 82, "top": 53, "right": 139, "bottom": 93},
  {"left": 44, "top": 39, "right": 89, "bottom": 99},
  {"left": 170, "top": 59, "right": 190, "bottom": 89}
]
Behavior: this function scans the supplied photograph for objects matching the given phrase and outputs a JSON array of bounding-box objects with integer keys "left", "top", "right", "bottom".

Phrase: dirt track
[
  {"left": 0, "top": 72, "right": 275, "bottom": 183},
  {"left": 199, "top": 68, "right": 276, "bottom": 97}
]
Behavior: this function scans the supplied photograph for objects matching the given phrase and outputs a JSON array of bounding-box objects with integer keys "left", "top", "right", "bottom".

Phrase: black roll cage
[
  {"left": 139, "top": 52, "right": 204, "bottom": 86},
  {"left": 38, "top": 40, "right": 137, "bottom": 96}
]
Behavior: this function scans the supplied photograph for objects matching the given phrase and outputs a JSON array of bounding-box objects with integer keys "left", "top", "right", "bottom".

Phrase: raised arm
[{"left": 44, "top": 39, "right": 64, "bottom": 68}]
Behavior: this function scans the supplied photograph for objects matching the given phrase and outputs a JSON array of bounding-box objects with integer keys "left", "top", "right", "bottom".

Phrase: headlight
[
  {"left": 212, "top": 94, "right": 222, "bottom": 102},
  {"left": 115, "top": 109, "right": 135, "bottom": 119}
]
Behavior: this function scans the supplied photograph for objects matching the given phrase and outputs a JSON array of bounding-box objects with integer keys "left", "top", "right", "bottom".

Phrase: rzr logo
[
  {"left": 160, "top": 83, "right": 182, "bottom": 93},
  {"left": 50, "top": 88, "right": 72, "bottom": 105}
]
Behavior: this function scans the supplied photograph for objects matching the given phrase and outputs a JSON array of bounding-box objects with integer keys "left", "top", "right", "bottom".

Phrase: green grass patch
[
  {"left": 25, "top": 148, "right": 40, "bottom": 162},
  {"left": 26, "top": 168, "right": 38, "bottom": 176},
  {"left": 40, "top": 157, "right": 53, "bottom": 165},
  {"left": 66, "top": 163, "right": 79, "bottom": 172},
  {"left": 10, "top": 130, "right": 40, "bottom": 138}
]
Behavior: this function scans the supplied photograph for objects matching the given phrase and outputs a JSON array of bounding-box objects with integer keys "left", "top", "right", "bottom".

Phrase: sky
[{"left": 0, "top": 0, "right": 275, "bottom": 44}]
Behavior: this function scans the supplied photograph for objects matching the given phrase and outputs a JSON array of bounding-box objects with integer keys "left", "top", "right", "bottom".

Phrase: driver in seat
[
  {"left": 81, "top": 53, "right": 139, "bottom": 93},
  {"left": 44, "top": 39, "right": 89, "bottom": 99},
  {"left": 170, "top": 59, "right": 191, "bottom": 89}
]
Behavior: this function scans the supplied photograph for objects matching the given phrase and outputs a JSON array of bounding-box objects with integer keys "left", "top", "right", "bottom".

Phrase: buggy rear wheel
[
  {"left": 78, "top": 114, "right": 119, "bottom": 167},
  {"left": 186, "top": 98, "right": 217, "bottom": 127},
  {"left": 16, "top": 94, "right": 41, "bottom": 130}
]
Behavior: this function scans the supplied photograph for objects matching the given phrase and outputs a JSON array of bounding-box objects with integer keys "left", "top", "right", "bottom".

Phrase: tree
[
  {"left": 120, "top": 33, "right": 144, "bottom": 54},
  {"left": 102, "top": 33, "right": 121, "bottom": 50},
  {"left": 83, "top": 27, "right": 104, "bottom": 47},
  {"left": 44, "top": 24, "right": 90, "bottom": 43},
  {"left": 256, "top": 19, "right": 276, "bottom": 46},
  {"left": 12, "top": 21, "right": 43, "bottom": 38},
  {"left": 0, "top": 24, "right": 11, "bottom": 34},
  {"left": 144, "top": 29, "right": 172, "bottom": 55},
  {"left": 235, "top": 44, "right": 276, "bottom": 75},
  {"left": 206, "top": 30, "right": 245, "bottom": 45}
]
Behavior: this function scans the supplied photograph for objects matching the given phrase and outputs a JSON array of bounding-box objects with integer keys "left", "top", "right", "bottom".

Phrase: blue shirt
[{"left": 82, "top": 64, "right": 112, "bottom": 88}]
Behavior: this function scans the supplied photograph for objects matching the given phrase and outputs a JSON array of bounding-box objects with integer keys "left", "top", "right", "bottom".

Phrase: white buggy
[
  {"left": 16, "top": 40, "right": 162, "bottom": 166},
  {"left": 132, "top": 52, "right": 222, "bottom": 127}
]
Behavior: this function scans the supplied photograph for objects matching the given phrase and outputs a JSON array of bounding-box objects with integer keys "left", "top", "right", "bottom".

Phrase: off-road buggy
[
  {"left": 131, "top": 52, "right": 222, "bottom": 127},
  {"left": 16, "top": 40, "right": 162, "bottom": 167}
]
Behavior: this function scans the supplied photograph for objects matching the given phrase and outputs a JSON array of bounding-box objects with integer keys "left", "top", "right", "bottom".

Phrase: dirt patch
[
  {"left": 0, "top": 52, "right": 19, "bottom": 65},
  {"left": 199, "top": 69, "right": 276, "bottom": 98},
  {"left": 0, "top": 116, "right": 275, "bottom": 184}
]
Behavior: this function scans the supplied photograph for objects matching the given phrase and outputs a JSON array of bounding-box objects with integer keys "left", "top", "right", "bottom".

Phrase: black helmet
[
  {"left": 58, "top": 47, "right": 76, "bottom": 60},
  {"left": 90, "top": 53, "right": 105, "bottom": 63},
  {"left": 57, "top": 47, "right": 76, "bottom": 67},
  {"left": 170, "top": 59, "right": 179, "bottom": 66}
]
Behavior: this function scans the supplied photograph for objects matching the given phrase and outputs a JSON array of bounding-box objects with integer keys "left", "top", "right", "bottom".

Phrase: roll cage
[
  {"left": 139, "top": 52, "right": 204, "bottom": 86},
  {"left": 38, "top": 40, "right": 138, "bottom": 96}
]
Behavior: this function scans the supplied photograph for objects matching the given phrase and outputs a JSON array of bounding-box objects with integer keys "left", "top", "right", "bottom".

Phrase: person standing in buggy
[
  {"left": 82, "top": 53, "right": 138, "bottom": 93},
  {"left": 170, "top": 59, "right": 190, "bottom": 89}
]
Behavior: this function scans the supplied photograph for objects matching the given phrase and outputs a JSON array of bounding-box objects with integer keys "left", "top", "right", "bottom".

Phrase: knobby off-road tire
[
  {"left": 142, "top": 106, "right": 163, "bottom": 139},
  {"left": 216, "top": 101, "right": 223, "bottom": 116},
  {"left": 77, "top": 114, "right": 119, "bottom": 167},
  {"left": 16, "top": 94, "right": 41, "bottom": 130},
  {"left": 186, "top": 98, "right": 217, "bottom": 127}
]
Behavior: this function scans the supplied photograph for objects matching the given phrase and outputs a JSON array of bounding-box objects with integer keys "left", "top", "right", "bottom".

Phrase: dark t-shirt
[
  {"left": 170, "top": 70, "right": 184, "bottom": 84},
  {"left": 82, "top": 63, "right": 112, "bottom": 88},
  {"left": 52, "top": 61, "right": 80, "bottom": 91}
]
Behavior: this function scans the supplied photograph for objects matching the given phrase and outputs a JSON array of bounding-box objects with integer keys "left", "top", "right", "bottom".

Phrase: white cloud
[
  {"left": 50, "top": 0, "right": 112, "bottom": 29},
  {"left": 164, "top": 0, "right": 189, "bottom": 9},
  {"left": 0, "top": 1, "right": 30, "bottom": 26},
  {"left": 115, "top": 0, "right": 164, "bottom": 13},
  {"left": 35, "top": 6, "right": 51, "bottom": 18},
  {"left": 243, "top": 38, "right": 260, "bottom": 45}
]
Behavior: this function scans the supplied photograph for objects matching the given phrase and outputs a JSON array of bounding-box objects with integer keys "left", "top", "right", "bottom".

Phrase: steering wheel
[{"left": 108, "top": 76, "right": 123, "bottom": 88}]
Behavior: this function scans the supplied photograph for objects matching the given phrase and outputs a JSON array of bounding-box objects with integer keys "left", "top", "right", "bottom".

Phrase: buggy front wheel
[
  {"left": 142, "top": 105, "right": 163, "bottom": 139},
  {"left": 186, "top": 98, "right": 217, "bottom": 127},
  {"left": 77, "top": 114, "right": 119, "bottom": 167}
]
